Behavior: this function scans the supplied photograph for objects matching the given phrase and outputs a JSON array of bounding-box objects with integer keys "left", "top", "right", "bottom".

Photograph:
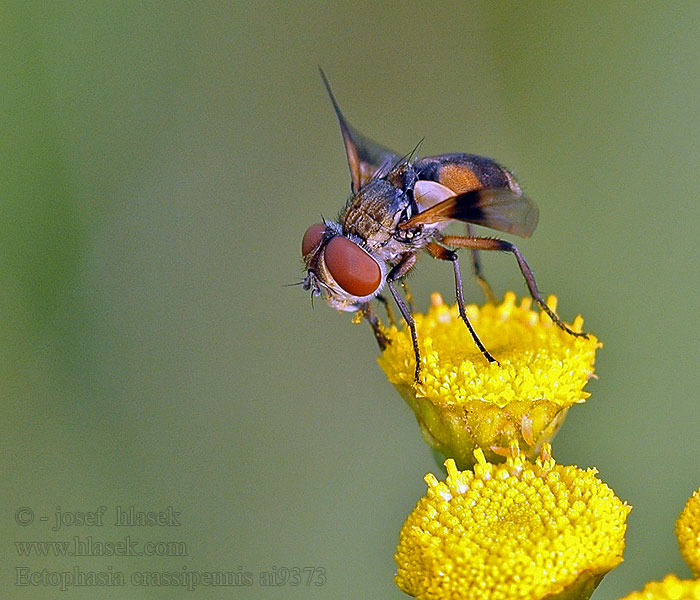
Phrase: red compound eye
[
  {"left": 302, "top": 223, "right": 326, "bottom": 257},
  {"left": 324, "top": 236, "right": 381, "bottom": 297}
]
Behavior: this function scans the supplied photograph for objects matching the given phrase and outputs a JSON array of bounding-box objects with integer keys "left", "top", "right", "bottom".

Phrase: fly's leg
[
  {"left": 376, "top": 294, "right": 396, "bottom": 327},
  {"left": 401, "top": 280, "right": 415, "bottom": 313},
  {"left": 361, "top": 303, "right": 389, "bottom": 350},
  {"left": 441, "top": 235, "right": 589, "bottom": 338},
  {"left": 467, "top": 224, "right": 496, "bottom": 303},
  {"left": 427, "top": 242, "right": 499, "bottom": 364},
  {"left": 386, "top": 254, "right": 421, "bottom": 383}
]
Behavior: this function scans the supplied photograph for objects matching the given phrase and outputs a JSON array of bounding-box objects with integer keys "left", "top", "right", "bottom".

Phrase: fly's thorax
[
  {"left": 340, "top": 179, "right": 409, "bottom": 248},
  {"left": 338, "top": 173, "right": 445, "bottom": 266}
]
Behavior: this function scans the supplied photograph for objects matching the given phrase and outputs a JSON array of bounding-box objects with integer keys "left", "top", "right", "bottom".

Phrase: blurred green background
[{"left": 2, "top": 2, "right": 699, "bottom": 598}]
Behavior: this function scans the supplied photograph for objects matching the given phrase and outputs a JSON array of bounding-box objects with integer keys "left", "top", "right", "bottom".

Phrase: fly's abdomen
[{"left": 416, "top": 154, "right": 521, "bottom": 195}]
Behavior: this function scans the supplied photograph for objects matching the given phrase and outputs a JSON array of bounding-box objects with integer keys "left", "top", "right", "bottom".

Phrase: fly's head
[{"left": 301, "top": 220, "right": 386, "bottom": 312}]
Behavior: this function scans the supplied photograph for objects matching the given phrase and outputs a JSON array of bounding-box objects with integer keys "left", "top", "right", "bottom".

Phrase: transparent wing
[
  {"left": 320, "top": 68, "right": 401, "bottom": 192},
  {"left": 401, "top": 187, "right": 539, "bottom": 238}
]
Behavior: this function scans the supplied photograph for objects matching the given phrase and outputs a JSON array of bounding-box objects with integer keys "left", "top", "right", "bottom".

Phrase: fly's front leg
[
  {"left": 441, "top": 235, "right": 589, "bottom": 339},
  {"left": 386, "top": 254, "right": 421, "bottom": 383},
  {"left": 427, "top": 242, "right": 498, "bottom": 364},
  {"left": 466, "top": 224, "right": 496, "bottom": 303},
  {"left": 400, "top": 280, "right": 415, "bottom": 313},
  {"left": 376, "top": 294, "right": 396, "bottom": 327},
  {"left": 361, "top": 303, "right": 389, "bottom": 351}
]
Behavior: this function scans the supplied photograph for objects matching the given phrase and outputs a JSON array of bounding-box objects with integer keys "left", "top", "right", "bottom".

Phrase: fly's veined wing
[
  {"left": 320, "top": 68, "right": 401, "bottom": 193},
  {"left": 400, "top": 187, "right": 539, "bottom": 238}
]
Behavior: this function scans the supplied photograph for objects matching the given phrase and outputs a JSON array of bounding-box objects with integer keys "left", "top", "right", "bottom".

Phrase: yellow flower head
[
  {"left": 677, "top": 486, "right": 700, "bottom": 577},
  {"left": 395, "top": 443, "right": 631, "bottom": 600},
  {"left": 619, "top": 574, "right": 700, "bottom": 600},
  {"left": 378, "top": 292, "right": 600, "bottom": 467}
]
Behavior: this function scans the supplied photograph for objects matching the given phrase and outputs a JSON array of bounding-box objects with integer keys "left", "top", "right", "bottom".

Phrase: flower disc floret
[
  {"left": 378, "top": 292, "right": 600, "bottom": 467},
  {"left": 677, "top": 486, "right": 700, "bottom": 577},
  {"left": 394, "top": 443, "right": 631, "bottom": 600},
  {"left": 619, "top": 574, "right": 700, "bottom": 600}
]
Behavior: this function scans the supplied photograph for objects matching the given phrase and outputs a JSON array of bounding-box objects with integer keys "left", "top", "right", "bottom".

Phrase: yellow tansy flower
[
  {"left": 677, "top": 486, "right": 700, "bottom": 577},
  {"left": 395, "top": 443, "right": 631, "bottom": 600},
  {"left": 378, "top": 292, "right": 600, "bottom": 467},
  {"left": 619, "top": 574, "right": 700, "bottom": 600}
]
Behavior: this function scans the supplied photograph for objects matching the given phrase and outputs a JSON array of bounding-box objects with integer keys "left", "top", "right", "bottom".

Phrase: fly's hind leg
[
  {"left": 467, "top": 224, "right": 496, "bottom": 303},
  {"left": 441, "top": 235, "right": 589, "bottom": 339}
]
